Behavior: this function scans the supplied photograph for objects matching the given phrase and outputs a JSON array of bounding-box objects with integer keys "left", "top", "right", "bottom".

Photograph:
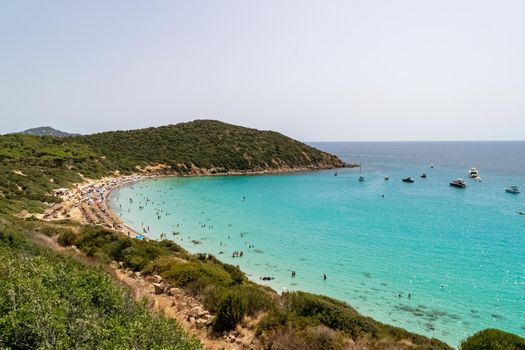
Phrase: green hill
[{"left": 72, "top": 119, "right": 345, "bottom": 173}]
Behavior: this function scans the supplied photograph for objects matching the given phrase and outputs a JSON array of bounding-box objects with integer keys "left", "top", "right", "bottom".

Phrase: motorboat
[
  {"left": 450, "top": 178, "right": 467, "bottom": 188},
  {"left": 420, "top": 173, "right": 427, "bottom": 178},
  {"left": 402, "top": 177, "right": 415, "bottom": 183},
  {"left": 468, "top": 167, "right": 479, "bottom": 178},
  {"left": 384, "top": 175, "right": 390, "bottom": 181},
  {"left": 505, "top": 186, "right": 520, "bottom": 194}
]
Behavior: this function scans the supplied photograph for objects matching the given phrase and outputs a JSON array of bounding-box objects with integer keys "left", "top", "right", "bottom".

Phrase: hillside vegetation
[
  {"left": 0, "top": 120, "right": 344, "bottom": 214},
  {"left": 0, "top": 216, "right": 201, "bottom": 350},
  {"left": 72, "top": 119, "right": 344, "bottom": 172}
]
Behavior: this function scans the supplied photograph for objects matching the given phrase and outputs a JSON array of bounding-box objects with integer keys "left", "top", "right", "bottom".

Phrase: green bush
[
  {"left": 282, "top": 292, "right": 379, "bottom": 339},
  {"left": 460, "top": 329, "right": 525, "bottom": 350},
  {"left": 212, "top": 292, "right": 247, "bottom": 332},
  {"left": 163, "top": 262, "right": 233, "bottom": 293},
  {"left": 266, "top": 325, "right": 347, "bottom": 350},
  {"left": 57, "top": 230, "right": 76, "bottom": 246}
]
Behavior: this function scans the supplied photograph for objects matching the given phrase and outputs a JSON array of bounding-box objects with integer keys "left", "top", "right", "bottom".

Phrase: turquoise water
[{"left": 109, "top": 142, "right": 525, "bottom": 347}]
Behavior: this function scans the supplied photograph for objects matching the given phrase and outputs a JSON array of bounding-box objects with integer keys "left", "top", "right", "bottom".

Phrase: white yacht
[{"left": 468, "top": 167, "right": 479, "bottom": 178}]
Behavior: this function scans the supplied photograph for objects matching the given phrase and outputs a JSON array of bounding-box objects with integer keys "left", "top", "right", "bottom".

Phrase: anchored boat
[
  {"left": 505, "top": 186, "right": 520, "bottom": 194},
  {"left": 450, "top": 178, "right": 467, "bottom": 188}
]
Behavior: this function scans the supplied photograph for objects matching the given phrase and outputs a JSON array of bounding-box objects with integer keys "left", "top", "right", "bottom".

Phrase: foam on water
[{"left": 109, "top": 141, "right": 525, "bottom": 347}]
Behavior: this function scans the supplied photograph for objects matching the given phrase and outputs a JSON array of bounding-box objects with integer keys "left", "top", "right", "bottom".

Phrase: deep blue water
[{"left": 110, "top": 141, "right": 525, "bottom": 347}]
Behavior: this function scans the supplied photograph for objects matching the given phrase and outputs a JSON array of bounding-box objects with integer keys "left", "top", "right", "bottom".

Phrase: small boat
[
  {"left": 358, "top": 162, "right": 364, "bottom": 182},
  {"left": 420, "top": 173, "right": 427, "bottom": 178},
  {"left": 450, "top": 178, "right": 467, "bottom": 188},
  {"left": 384, "top": 175, "right": 390, "bottom": 181},
  {"left": 474, "top": 176, "right": 482, "bottom": 182},
  {"left": 430, "top": 164, "right": 434, "bottom": 168},
  {"left": 334, "top": 172, "right": 338, "bottom": 176},
  {"left": 402, "top": 177, "right": 414, "bottom": 183},
  {"left": 505, "top": 186, "right": 520, "bottom": 194},
  {"left": 468, "top": 167, "right": 479, "bottom": 179}
]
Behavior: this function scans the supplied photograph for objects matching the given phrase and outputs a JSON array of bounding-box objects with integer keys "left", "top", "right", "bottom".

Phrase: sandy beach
[{"left": 41, "top": 173, "right": 156, "bottom": 238}]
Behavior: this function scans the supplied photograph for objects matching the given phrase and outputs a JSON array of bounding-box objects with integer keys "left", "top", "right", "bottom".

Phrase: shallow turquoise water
[{"left": 109, "top": 142, "right": 525, "bottom": 347}]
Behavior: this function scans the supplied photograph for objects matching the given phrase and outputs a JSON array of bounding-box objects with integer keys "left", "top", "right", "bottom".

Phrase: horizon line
[{"left": 307, "top": 139, "right": 525, "bottom": 143}]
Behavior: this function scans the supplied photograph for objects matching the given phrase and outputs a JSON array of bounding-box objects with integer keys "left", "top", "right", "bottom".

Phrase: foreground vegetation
[
  {"left": 460, "top": 329, "right": 525, "bottom": 350},
  {"left": 0, "top": 216, "right": 201, "bottom": 350}
]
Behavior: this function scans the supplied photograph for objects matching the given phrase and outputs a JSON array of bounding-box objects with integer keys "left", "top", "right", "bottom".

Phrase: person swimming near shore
[
  {"left": 291, "top": 270, "right": 296, "bottom": 277},
  {"left": 323, "top": 273, "right": 327, "bottom": 280}
]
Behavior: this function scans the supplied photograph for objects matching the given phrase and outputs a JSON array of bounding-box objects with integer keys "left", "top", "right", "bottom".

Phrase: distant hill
[{"left": 21, "top": 126, "right": 78, "bottom": 137}]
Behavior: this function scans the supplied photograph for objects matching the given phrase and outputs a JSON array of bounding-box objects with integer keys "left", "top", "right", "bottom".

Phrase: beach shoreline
[{"left": 41, "top": 165, "right": 349, "bottom": 239}]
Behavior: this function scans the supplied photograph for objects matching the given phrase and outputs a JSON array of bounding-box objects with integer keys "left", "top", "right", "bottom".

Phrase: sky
[{"left": 1, "top": 0, "right": 524, "bottom": 141}]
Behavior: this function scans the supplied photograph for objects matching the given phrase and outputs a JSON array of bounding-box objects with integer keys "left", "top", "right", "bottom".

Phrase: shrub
[
  {"left": 163, "top": 262, "right": 233, "bottom": 294},
  {"left": 266, "top": 325, "right": 347, "bottom": 350},
  {"left": 460, "top": 329, "right": 525, "bottom": 350},
  {"left": 57, "top": 230, "right": 76, "bottom": 246},
  {"left": 283, "top": 292, "right": 379, "bottom": 339},
  {"left": 212, "top": 292, "right": 247, "bottom": 332}
]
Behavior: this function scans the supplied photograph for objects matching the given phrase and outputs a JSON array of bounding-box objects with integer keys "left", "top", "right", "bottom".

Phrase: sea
[{"left": 108, "top": 141, "right": 525, "bottom": 347}]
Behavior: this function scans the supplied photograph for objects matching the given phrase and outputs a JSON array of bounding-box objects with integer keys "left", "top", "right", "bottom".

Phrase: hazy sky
[{"left": 1, "top": 1, "right": 524, "bottom": 141}]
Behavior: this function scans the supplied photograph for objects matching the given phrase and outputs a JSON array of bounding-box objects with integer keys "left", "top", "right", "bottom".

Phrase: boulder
[
  {"left": 110, "top": 260, "right": 119, "bottom": 269},
  {"left": 153, "top": 274, "right": 162, "bottom": 283},
  {"left": 195, "top": 319, "right": 207, "bottom": 329},
  {"left": 145, "top": 276, "right": 156, "bottom": 283},
  {"left": 189, "top": 306, "right": 205, "bottom": 318},
  {"left": 126, "top": 270, "right": 134, "bottom": 277},
  {"left": 152, "top": 283, "right": 164, "bottom": 295},
  {"left": 134, "top": 271, "right": 141, "bottom": 278},
  {"left": 118, "top": 261, "right": 125, "bottom": 268}
]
